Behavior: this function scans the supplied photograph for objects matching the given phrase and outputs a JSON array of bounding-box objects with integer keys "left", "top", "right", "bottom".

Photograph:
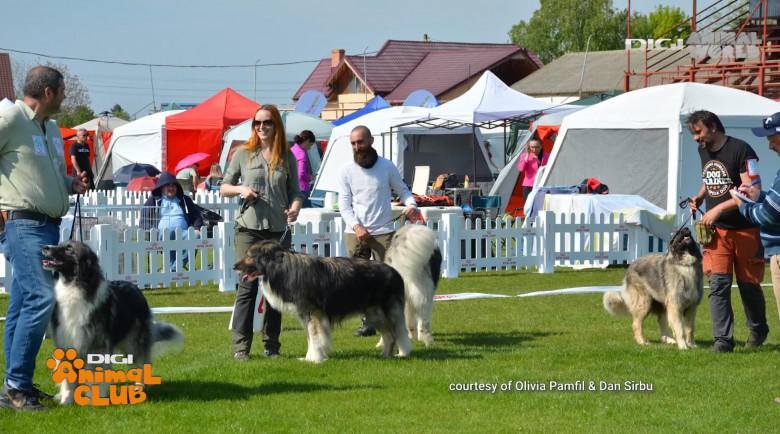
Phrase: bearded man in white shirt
[{"left": 338, "top": 125, "right": 419, "bottom": 337}]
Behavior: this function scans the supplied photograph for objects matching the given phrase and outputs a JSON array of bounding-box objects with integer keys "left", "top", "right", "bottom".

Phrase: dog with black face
[
  {"left": 234, "top": 240, "right": 411, "bottom": 363},
  {"left": 603, "top": 227, "right": 704, "bottom": 349},
  {"left": 42, "top": 240, "right": 183, "bottom": 405}
]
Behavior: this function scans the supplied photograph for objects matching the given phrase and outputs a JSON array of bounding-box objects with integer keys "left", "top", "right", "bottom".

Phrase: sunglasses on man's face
[{"left": 253, "top": 119, "right": 274, "bottom": 127}]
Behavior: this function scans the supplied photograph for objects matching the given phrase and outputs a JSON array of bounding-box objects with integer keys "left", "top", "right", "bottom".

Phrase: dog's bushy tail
[
  {"left": 387, "top": 225, "right": 440, "bottom": 278},
  {"left": 603, "top": 291, "right": 631, "bottom": 316},
  {"left": 152, "top": 322, "right": 184, "bottom": 355}
]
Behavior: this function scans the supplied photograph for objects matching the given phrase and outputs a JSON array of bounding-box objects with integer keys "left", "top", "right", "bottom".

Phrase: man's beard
[{"left": 354, "top": 146, "right": 378, "bottom": 168}]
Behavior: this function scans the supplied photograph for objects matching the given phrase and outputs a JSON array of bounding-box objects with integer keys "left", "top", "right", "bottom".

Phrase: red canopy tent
[{"left": 164, "top": 88, "right": 259, "bottom": 175}]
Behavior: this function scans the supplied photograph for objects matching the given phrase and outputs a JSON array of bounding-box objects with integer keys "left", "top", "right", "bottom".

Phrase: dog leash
[
  {"left": 673, "top": 197, "right": 698, "bottom": 239},
  {"left": 69, "top": 193, "right": 83, "bottom": 242}
]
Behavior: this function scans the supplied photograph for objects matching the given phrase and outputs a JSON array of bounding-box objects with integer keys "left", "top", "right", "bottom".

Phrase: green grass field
[{"left": 1, "top": 266, "right": 778, "bottom": 432}]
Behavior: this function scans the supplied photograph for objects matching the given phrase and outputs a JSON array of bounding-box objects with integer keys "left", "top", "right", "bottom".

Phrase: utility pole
[
  {"left": 149, "top": 65, "right": 157, "bottom": 113},
  {"left": 254, "top": 58, "right": 261, "bottom": 102}
]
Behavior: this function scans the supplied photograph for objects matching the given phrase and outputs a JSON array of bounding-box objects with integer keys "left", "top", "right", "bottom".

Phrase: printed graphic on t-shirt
[{"left": 702, "top": 160, "right": 731, "bottom": 197}]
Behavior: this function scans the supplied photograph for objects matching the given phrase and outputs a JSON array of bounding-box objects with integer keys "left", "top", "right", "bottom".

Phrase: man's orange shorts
[{"left": 701, "top": 226, "right": 765, "bottom": 284}]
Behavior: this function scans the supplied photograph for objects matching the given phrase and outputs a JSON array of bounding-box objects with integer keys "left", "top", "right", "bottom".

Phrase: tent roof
[
  {"left": 74, "top": 116, "right": 129, "bottom": 131},
  {"left": 161, "top": 102, "right": 185, "bottom": 111},
  {"left": 112, "top": 110, "right": 184, "bottom": 137},
  {"left": 332, "top": 95, "right": 391, "bottom": 126},
  {"left": 422, "top": 71, "right": 573, "bottom": 125},
  {"left": 562, "top": 82, "right": 780, "bottom": 129},
  {"left": 165, "top": 88, "right": 259, "bottom": 130}
]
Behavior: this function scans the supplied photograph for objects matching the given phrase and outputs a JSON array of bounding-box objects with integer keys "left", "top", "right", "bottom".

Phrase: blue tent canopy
[{"left": 331, "top": 95, "right": 392, "bottom": 126}]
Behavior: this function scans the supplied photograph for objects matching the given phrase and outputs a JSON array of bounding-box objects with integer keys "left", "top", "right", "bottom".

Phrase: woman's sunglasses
[{"left": 253, "top": 119, "right": 274, "bottom": 127}]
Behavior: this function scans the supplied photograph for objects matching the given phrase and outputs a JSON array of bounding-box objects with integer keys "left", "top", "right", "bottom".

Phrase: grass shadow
[
  {"left": 149, "top": 380, "right": 381, "bottom": 402},
  {"left": 325, "top": 346, "right": 483, "bottom": 361},
  {"left": 436, "top": 330, "right": 561, "bottom": 348}
]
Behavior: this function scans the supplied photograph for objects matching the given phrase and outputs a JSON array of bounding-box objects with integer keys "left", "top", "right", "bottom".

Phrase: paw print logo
[{"left": 46, "top": 348, "right": 84, "bottom": 384}]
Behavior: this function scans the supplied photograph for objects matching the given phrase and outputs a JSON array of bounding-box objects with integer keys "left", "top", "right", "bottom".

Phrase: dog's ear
[{"left": 274, "top": 250, "right": 285, "bottom": 264}]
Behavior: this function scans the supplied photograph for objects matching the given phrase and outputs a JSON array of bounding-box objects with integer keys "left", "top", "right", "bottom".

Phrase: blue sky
[{"left": 3, "top": 0, "right": 693, "bottom": 118}]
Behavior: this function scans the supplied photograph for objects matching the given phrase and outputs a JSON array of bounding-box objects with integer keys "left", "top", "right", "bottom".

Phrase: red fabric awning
[{"left": 164, "top": 88, "right": 259, "bottom": 175}]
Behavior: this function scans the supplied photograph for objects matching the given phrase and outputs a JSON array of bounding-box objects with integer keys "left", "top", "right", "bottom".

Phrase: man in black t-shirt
[
  {"left": 687, "top": 110, "right": 769, "bottom": 353},
  {"left": 69, "top": 128, "right": 93, "bottom": 189}
]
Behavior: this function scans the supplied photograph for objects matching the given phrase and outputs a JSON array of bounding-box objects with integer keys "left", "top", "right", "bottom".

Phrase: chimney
[
  {"left": 331, "top": 49, "right": 345, "bottom": 68},
  {"left": 423, "top": 33, "right": 428, "bottom": 42}
]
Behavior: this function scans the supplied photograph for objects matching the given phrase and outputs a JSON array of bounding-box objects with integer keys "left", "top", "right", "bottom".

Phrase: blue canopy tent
[{"left": 331, "top": 95, "right": 392, "bottom": 126}]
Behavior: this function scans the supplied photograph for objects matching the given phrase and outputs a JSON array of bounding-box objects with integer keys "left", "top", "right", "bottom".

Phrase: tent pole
[{"left": 472, "top": 125, "right": 477, "bottom": 185}]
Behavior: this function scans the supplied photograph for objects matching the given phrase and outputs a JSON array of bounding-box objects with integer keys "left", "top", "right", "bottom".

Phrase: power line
[{"left": 0, "top": 47, "right": 324, "bottom": 68}]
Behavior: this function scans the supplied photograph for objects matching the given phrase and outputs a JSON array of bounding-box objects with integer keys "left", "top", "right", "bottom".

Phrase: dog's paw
[
  {"left": 661, "top": 336, "right": 677, "bottom": 345},
  {"left": 54, "top": 392, "right": 72, "bottom": 406},
  {"left": 301, "top": 353, "right": 326, "bottom": 363}
]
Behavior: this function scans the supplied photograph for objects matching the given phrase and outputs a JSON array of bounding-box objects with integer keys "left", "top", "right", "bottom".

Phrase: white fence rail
[{"left": 0, "top": 190, "right": 668, "bottom": 293}]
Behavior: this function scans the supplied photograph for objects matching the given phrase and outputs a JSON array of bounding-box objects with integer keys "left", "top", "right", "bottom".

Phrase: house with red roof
[{"left": 294, "top": 39, "right": 543, "bottom": 120}]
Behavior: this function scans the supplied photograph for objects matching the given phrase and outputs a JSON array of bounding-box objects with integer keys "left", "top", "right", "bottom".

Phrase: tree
[
  {"left": 508, "top": 0, "right": 624, "bottom": 64},
  {"left": 627, "top": 5, "right": 691, "bottom": 40},
  {"left": 110, "top": 104, "right": 130, "bottom": 121},
  {"left": 508, "top": 1, "right": 691, "bottom": 64},
  {"left": 10, "top": 56, "right": 92, "bottom": 126},
  {"left": 57, "top": 105, "right": 95, "bottom": 128}
]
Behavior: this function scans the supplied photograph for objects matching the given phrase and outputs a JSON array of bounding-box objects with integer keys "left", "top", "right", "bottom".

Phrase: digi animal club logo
[
  {"left": 47, "top": 348, "right": 161, "bottom": 406},
  {"left": 702, "top": 160, "right": 731, "bottom": 197}
]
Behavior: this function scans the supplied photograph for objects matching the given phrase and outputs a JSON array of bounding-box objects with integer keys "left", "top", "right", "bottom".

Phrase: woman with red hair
[{"left": 221, "top": 104, "right": 305, "bottom": 360}]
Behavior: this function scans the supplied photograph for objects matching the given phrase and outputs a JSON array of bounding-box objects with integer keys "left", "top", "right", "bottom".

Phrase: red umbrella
[
  {"left": 175, "top": 152, "right": 210, "bottom": 173},
  {"left": 126, "top": 176, "right": 159, "bottom": 192}
]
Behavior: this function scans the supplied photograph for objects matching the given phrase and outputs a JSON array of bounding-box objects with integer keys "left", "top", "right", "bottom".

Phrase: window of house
[{"left": 348, "top": 76, "right": 363, "bottom": 94}]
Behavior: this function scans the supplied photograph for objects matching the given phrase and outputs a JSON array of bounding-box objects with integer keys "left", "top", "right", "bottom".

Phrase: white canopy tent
[
  {"left": 95, "top": 110, "right": 184, "bottom": 183},
  {"left": 538, "top": 82, "right": 780, "bottom": 220},
  {"left": 419, "top": 70, "right": 573, "bottom": 126},
  {"left": 392, "top": 70, "right": 574, "bottom": 191},
  {"left": 311, "top": 106, "right": 501, "bottom": 197}
]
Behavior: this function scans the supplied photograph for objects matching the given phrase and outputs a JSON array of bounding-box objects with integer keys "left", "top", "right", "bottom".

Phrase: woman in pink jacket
[{"left": 516, "top": 137, "right": 549, "bottom": 201}]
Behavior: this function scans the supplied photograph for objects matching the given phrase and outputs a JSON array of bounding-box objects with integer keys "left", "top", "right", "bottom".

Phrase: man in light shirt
[{"left": 338, "top": 125, "right": 418, "bottom": 336}]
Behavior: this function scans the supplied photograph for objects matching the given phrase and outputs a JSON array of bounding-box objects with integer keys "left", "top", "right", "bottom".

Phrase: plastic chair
[
  {"left": 471, "top": 195, "right": 502, "bottom": 221},
  {"left": 177, "top": 177, "right": 193, "bottom": 195},
  {"left": 412, "top": 166, "right": 430, "bottom": 196}
]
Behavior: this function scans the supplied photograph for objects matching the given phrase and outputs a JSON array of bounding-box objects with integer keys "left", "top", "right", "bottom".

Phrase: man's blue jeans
[{"left": 0, "top": 219, "right": 59, "bottom": 391}]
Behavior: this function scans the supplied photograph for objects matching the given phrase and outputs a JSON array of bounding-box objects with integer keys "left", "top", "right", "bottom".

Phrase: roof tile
[
  {"left": 0, "top": 53, "right": 15, "bottom": 101},
  {"left": 294, "top": 40, "right": 539, "bottom": 102}
]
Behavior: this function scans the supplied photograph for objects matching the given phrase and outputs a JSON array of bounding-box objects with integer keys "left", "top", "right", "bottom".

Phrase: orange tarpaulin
[
  {"left": 164, "top": 88, "right": 259, "bottom": 176},
  {"left": 58, "top": 127, "right": 93, "bottom": 176},
  {"left": 508, "top": 123, "right": 558, "bottom": 217}
]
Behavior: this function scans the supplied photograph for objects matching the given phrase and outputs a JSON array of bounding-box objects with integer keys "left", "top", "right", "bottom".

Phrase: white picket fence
[{"left": 0, "top": 190, "right": 668, "bottom": 293}]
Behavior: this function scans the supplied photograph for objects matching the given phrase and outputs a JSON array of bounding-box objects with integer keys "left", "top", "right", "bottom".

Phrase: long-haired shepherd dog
[
  {"left": 42, "top": 241, "right": 184, "bottom": 405},
  {"left": 603, "top": 227, "right": 703, "bottom": 349},
  {"left": 234, "top": 241, "right": 411, "bottom": 363},
  {"left": 384, "top": 224, "right": 442, "bottom": 347}
]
